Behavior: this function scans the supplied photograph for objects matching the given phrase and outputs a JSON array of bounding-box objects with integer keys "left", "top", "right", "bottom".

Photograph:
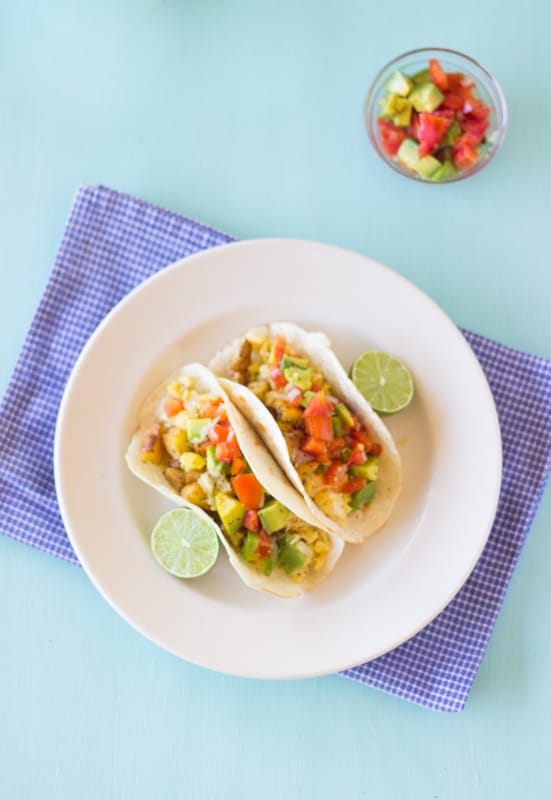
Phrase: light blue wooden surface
[{"left": 1, "top": 1, "right": 550, "bottom": 797}]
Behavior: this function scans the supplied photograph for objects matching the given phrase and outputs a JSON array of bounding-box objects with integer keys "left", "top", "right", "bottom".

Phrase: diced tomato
[
  {"left": 303, "top": 391, "right": 334, "bottom": 417},
  {"left": 429, "top": 58, "right": 449, "bottom": 92},
  {"left": 452, "top": 136, "right": 479, "bottom": 170},
  {"left": 286, "top": 385, "right": 303, "bottom": 407},
  {"left": 202, "top": 397, "right": 224, "bottom": 418},
  {"left": 269, "top": 367, "right": 287, "bottom": 388},
  {"left": 371, "top": 442, "right": 382, "bottom": 457},
  {"left": 324, "top": 460, "right": 348, "bottom": 489},
  {"left": 230, "top": 457, "right": 247, "bottom": 475},
  {"left": 447, "top": 72, "right": 475, "bottom": 92},
  {"left": 347, "top": 443, "right": 367, "bottom": 466},
  {"left": 208, "top": 423, "right": 229, "bottom": 443},
  {"left": 269, "top": 335, "right": 286, "bottom": 366},
  {"left": 243, "top": 509, "right": 259, "bottom": 532},
  {"left": 342, "top": 477, "right": 367, "bottom": 495},
  {"left": 460, "top": 114, "right": 488, "bottom": 145},
  {"left": 441, "top": 91, "right": 465, "bottom": 111},
  {"left": 377, "top": 118, "right": 407, "bottom": 156},
  {"left": 303, "top": 436, "right": 327, "bottom": 457},
  {"left": 231, "top": 473, "right": 264, "bottom": 510},
  {"left": 408, "top": 110, "right": 421, "bottom": 141},
  {"left": 164, "top": 396, "right": 184, "bottom": 418},
  {"left": 215, "top": 439, "right": 241, "bottom": 463},
  {"left": 305, "top": 415, "right": 333, "bottom": 441},
  {"left": 257, "top": 530, "right": 273, "bottom": 560},
  {"left": 417, "top": 112, "right": 452, "bottom": 157},
  {"left": 466, "top": 97, "right": 490, "bottom": 120},
  {"left": 351, "top": 429, "right": 373, "bottom": 451}
]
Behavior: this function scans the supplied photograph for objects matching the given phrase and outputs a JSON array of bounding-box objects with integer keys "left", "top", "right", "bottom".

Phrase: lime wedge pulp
[
  {"left": 150, "top": 508, "right": 219, "bottom": 578},
  {"left": 351, "top": 351, "right": 414, "bottom": 415}
]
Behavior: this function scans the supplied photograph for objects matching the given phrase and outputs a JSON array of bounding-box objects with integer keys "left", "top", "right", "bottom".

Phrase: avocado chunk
[
  {"left": 258, "top": 541, "right": 278, "bottom": 576},
  {"left": 242, "top": 532, "right": 278, "bottom": 575},
  {"left": 416, "top": 154, "right": 441, "bottom": 179},
  {"left": 432, "top": 159, "right": 458, "bottom": 181},
  {"left": 350, "top": 457, "right": 379, "bottom": 481},
  {"left": 186, "top": 418, "right": 212, "bottom": 442},
  {"left": 281, "top": 355, "right": 309, "bottom": 371},
  {"left": 242, "top": 531, "right": 260, "bottom": 561},
  {"left": 408, "top": 82, "right": 444, "bottom": 113},
  {"left": 397, "top": 138, "right": 420, "bottom": 171},
  {"left": 393, "top": 102, "right": 413, "bottom": 127},
  {"left": 411, "top": 68, "right": 431, "bottom": 84},
  {"left": 206, "top": 445, "right": 228, "bottom": 474},
  {"left": 215, "top": 493, "right": 245, "bottom": 535},
  {"left": 283, "top": 365, "right": 312, "bottom": 391},
  {"left": 335, "top": 402, "right": 354, "bottom": 428},
  {"left": 350, "top": 481, "right": 376, "bottom": 511},
  {"left": 277, "top": 536, "right": 308, "bottom": 575},
  {"left": 179, "top": 451, "right": 206, "bottom": 472},
  {"left": 301, "top": 390, "right": 315, "bottom": 408},
  {"left": 380, "top": 93, "right": 413, "bottom": 126},
  {"left": 258, "top": 500, "right": 290, "bottom": 534},
  {"left": 385, "top": 70, "right": 413, "bottom": 97}
]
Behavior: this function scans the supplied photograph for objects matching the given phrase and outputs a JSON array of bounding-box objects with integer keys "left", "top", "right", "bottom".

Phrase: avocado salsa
[
  {"left": 139, "top": 377, "right": 330, "bottom": 580},
  {"left": 228, "top": 332, "right": 382, "bottom": 523},
  {"left": 377, "top": 58, "right": 492, "bottom": 180}
]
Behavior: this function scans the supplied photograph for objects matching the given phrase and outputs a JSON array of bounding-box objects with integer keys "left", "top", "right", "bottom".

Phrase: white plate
[{"left": 54, "top": 239, "right": 502, "bottom": 678}]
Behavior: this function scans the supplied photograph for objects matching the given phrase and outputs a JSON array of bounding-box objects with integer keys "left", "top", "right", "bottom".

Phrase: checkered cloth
[{"left": 1, "top": 185, "right": 550, "bottom": 712}]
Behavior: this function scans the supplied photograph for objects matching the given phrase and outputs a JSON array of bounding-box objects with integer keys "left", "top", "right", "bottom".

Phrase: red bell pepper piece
[
  {"left": 303, "top": 391, "right": 333, "bottom": 417},
  {"left": 231, "top": 473, "right": 264, "bottom": 510},
  {"left": 305, "top": 415, "right": 333, "bottom": 441},
  {"left": 164, "top": 397, "right": 184, "bottom": 418}
]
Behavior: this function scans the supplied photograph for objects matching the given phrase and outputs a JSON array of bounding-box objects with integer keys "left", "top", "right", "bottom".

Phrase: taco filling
[
  {"left": 139, "top": 375, "right": 331, "bottom": 581},
  {"left": 225, "top": 332, "right": 383, "bottom": 523}
]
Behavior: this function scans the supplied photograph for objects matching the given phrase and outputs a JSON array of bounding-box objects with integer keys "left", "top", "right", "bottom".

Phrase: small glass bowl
[{"left": 364, "top": 47, "right": 508, "bottom": 183}]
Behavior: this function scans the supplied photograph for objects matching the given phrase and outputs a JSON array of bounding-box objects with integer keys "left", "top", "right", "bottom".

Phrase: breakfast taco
[
  {"left": 209, "top": 323, "right": 402, "bottom": 543},
  {"left": 126, "top": 363, "right": 344, "bottom": 597}
]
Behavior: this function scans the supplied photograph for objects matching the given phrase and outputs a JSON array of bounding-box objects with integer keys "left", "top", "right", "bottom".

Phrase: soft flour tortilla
[
  {"left": 209, "top": 324, "right": 403, "bottom": 543},
  {"left": 126, "top": 362, "right": 344, "bottom": 597}
]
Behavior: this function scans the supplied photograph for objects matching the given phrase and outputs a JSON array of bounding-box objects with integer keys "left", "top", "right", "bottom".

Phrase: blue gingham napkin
[{"left": 1, "top": 185, "right": 550, "bottom": 712}]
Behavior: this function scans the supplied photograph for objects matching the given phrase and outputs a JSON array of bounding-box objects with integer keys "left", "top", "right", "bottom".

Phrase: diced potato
[
  {"left": 247, "top": 380, "right": 269, "bottom": 400},
  {"left": 179, "top": 451, "right": 206, "bottom": 472},
  {"left": 163, "top": 426, "right": 188, "bottom": 459},
  {"left": 280, "top": 407, "right": 303, "bottom": 423},
  {"left": 164, "top": 467, "right": 187, "bottom": 491},
  {"left": 140, "top": 423, "right": 166, "bottom": 465},
  {"left": 180, "top": 482, "right": 207, "bottom": 507}
]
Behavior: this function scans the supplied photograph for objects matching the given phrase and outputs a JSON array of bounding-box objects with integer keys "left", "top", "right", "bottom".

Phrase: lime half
[
  {"left": 150, "top": 508, "right": 219, "bottom": 578},
  {"left": 351, "top": 351, "right": 414, "bottom": 415}
]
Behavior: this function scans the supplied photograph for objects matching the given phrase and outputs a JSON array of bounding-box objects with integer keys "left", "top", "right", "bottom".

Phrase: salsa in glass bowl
[{"left": 364, "top": 47, "right": 507, "bottom": 183}]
